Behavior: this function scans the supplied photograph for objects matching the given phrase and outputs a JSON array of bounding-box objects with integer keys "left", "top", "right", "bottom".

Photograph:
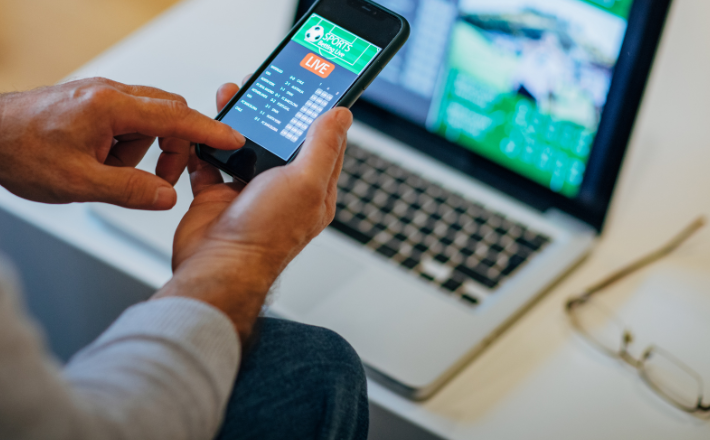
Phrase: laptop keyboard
[{"left": 331, "top": 144, "right": 551, "bottom": 307}]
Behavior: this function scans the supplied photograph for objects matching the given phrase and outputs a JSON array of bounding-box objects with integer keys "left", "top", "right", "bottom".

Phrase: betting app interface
[{"left": 221, "top": 14, "right": 381, "bottom": 161}]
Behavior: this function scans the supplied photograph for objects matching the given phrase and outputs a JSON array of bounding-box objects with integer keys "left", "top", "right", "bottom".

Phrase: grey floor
[{"left": 0, "top": 206, "right": 443, "bottom": 440}]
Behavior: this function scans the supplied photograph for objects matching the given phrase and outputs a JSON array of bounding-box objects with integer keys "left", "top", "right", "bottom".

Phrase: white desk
[{"left": 2, "top": 0, "right": 710, "bottom": 438}]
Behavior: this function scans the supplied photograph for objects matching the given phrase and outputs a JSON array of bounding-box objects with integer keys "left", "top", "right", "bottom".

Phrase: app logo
[
  {"left": 304, "top": 25, "right": 324, "bottom": 43},
  {"left": 300, "top": 53, "right": 334, "bottom": 78}
]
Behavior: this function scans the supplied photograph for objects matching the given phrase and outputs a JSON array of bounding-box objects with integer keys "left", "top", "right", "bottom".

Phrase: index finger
[
  {"left": 94, "top": 78, "right": 189, "bottom": 104},
  {"left": 293, "top": 108, "right": 352, "bottom": 184},
  {"left": 111, "top": 94, "right": 246, "bottom": 150}
]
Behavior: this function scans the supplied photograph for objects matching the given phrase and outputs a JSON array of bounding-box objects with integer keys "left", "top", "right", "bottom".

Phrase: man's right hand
[
  {"left": 0, "top": 78, "right": 244, "bottom": 210},
  {"left": 154, "top": 82, "right": 352, "bottom": 343}
]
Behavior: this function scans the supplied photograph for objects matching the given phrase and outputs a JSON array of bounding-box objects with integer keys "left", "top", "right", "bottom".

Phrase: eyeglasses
[{"left": 565, "top": 217, "right": 710, "bottom": 415}]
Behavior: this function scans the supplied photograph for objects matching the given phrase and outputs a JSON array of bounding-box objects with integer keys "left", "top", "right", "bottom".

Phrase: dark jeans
[{"left": 215, "top": 318, "right": 369, "bottom": 440}]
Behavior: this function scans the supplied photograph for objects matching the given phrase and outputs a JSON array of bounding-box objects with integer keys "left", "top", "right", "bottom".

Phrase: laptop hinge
[{"left": 544, "top": 208, "right": 597, "bottom": 236}]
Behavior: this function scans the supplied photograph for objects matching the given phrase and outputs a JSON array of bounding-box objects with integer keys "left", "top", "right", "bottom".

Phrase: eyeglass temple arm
[{"left": 577, "top": 217, "right": 706, "bottom": 300}]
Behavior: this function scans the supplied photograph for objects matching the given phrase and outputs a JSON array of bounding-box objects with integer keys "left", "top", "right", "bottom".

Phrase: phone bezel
[{"left": 197, "top": 0, "right": 409, "bottom": 183}]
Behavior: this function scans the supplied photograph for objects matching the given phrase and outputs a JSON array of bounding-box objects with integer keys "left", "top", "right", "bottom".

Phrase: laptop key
[
  {"left": 501, "top": 254, "right": 527, "bottom": 276},
  {"left": 454, "top": 265, "right": 498, "bottom": 289},
  {"left": 420, "top": 272, "right": 435, "bottom": 282},
  {"left": 401, "top": 258, "right": 420, "bottom": 269},
  {"left": 490, "top": 243, "right": 506, "bottom": 253},
  {"left": 370, "top": 222, "right": 386, "bottom": 232},
  {"left": 495, "top": 226, "right": 509, "bottom": 236},
  {"left": 442, "top": 279, "right": 463, "bottom": 292},
  {"left": 480, "top": 258, "right": 497, "bottom": 268},
  {"left": 440, "top": 236, "right": 454, "bottom": 247},
  {"left": 376, "top": 245, "right": 398, "bottom": 259},
  {"left": 330, "top": 219, "right": 373, "bottom": 245},
  {"left": 461, "top": 294, "right": 480, "bottom": 306},
  {"left": 393, "top": 233, "right": 408, "bottom": 242},
  {"left": 460, "top": 248, "right": 474, "bottom": 257},
  {"left": 413, "top": 243, "right": 429, "bottom": 253},
  {"left": 422, "top": 258, "right": 453, "bottom": 281},
  {"left": 529, "top": 234, "right": 550, "bottom": 249}
]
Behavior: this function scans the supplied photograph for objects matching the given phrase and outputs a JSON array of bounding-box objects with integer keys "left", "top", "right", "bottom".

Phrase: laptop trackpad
[{"left": 275, "top": 239, "right": 365, "bottom": 316}]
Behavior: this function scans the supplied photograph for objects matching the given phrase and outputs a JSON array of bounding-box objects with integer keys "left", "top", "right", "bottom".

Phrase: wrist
[
  {"left": 156, "top": 245, "right": 283, "bottom": 343},
  {"left": 0, "top": 92, "right": 14, "bottom": 138},
  {"left": 0, "top": 93, "right": 12, "bottom": 186}
]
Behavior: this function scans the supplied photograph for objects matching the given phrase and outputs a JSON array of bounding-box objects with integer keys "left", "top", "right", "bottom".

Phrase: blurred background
[
  {"left": 0, "top": 0, "right": 179, "bottom": 92},
  {"left": 1, "top": 0, "right": 709, "bottom": 438}
]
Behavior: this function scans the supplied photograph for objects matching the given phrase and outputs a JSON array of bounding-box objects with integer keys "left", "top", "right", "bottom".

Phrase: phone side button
[{"left": 361, "top": 65, "right": 385, "bottom": 91}]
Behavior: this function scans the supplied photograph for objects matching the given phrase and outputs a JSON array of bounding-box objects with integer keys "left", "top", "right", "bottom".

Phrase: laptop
[{"left": 92, "top": 0, "right": 671, "bottom": 400}]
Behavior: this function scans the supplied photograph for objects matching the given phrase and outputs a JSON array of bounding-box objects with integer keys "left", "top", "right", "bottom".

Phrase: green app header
[
  {"left": 580, "top": 0, "right": 634, "bottom": 19},
  {"left": 292, "top": 14, "right": 381, "bottom": 75}
]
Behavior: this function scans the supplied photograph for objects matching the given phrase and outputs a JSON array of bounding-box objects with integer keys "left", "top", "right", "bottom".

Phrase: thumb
[{"left": 88, "top": 164, "right": 178, "bottom": 210}]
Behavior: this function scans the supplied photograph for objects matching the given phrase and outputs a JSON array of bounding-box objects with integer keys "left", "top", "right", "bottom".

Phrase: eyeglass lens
[
  {"left": 569, "top": 299, "right": 627, "bottom": 355},
  {"left": 569, "top": 298, "right": 704, "bottom": 412},
  {"left": 641, "top": 347, "right": 704, "bottom": 411}
]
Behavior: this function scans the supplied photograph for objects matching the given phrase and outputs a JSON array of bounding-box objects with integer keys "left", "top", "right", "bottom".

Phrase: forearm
[
  {"left": 0, "top": 92, "right": 19, "bottom": 149},
  {"left": 0, "top": 92, "right": 14, "bottom": 187},
  {"left": 63, "top": 298, "right": 241, "bottom": 440},
  {"left": 157, "top": 243, "right": 283, "bottom": 344},
  {"left": 0, "top": 261, "right": 240, "bottom": 440},
  {"left": 0, "top": 91, "right": 40, "bottom": 199}
]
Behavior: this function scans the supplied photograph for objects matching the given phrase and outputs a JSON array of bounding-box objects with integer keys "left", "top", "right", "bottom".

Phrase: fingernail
[
  {"left": 153, "top": 187, "right": 176, "bottom": 210},
  {"left": 233, "top": 129, "right": 247, "bottom": 146},
  {"left": 335, "top": 108, "right": 353, "bottom": 128}
]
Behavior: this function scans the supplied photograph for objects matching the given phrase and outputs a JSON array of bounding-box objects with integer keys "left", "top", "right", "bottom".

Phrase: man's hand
[
  {"left": 154, "top": 82, "right": 352, "bottom": 342},
  {"left": 0, "top": 78, "right": 245, "bottom": 210}
]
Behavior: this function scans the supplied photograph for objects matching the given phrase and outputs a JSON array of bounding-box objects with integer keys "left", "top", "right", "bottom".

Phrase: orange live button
[{"left": 300, "top": 53, "right": 335, "bottom": 78}]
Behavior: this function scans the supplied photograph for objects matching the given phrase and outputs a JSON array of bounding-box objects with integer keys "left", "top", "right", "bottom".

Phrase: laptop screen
[
  {"left": 360, "top": 0, "right": 632, "bottom": 199},
  {"left": 295, "top": 0, "right": 668, "bottom": 230}
]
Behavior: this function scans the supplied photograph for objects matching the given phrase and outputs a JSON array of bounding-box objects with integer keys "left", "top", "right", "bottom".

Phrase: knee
[
  {"left": 304, "top": 325, "right": 366, "bottom": 389},
  {"left": 255, "top": 318, "right": 367, "bottom": 392},
  {"left": 222, "top": 319, "right": 370, "bottom": 440},
  {"left": 283, "top": 323, "right": 369, "bottom": 436}
]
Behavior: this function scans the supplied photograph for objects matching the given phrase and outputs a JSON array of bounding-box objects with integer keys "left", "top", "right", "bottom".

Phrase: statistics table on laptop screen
[
  {"left": 364, "top": 0, "right": 633, "bottom": 198},
  {"left": 221, "top": 13, "right": 380, "bottom": 161}
]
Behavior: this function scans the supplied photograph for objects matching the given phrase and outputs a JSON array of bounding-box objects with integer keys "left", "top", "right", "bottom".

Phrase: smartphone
[{"left": 196, "top": 0, "right": 409, "bottom": 182}]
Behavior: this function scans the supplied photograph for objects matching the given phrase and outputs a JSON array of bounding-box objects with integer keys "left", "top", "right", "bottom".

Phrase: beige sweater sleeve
[{"left": 0, "top": 257, "right": 240, "bottom": 440}]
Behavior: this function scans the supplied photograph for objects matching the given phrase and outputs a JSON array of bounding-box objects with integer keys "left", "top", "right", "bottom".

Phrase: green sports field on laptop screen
[{"left": 365, "top": 0, "right": 634, "bottom": 198}]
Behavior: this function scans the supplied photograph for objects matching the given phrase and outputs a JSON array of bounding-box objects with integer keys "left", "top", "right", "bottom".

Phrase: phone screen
[{"left": 220, "top": 13, "right": 382, "bottom": 161}]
